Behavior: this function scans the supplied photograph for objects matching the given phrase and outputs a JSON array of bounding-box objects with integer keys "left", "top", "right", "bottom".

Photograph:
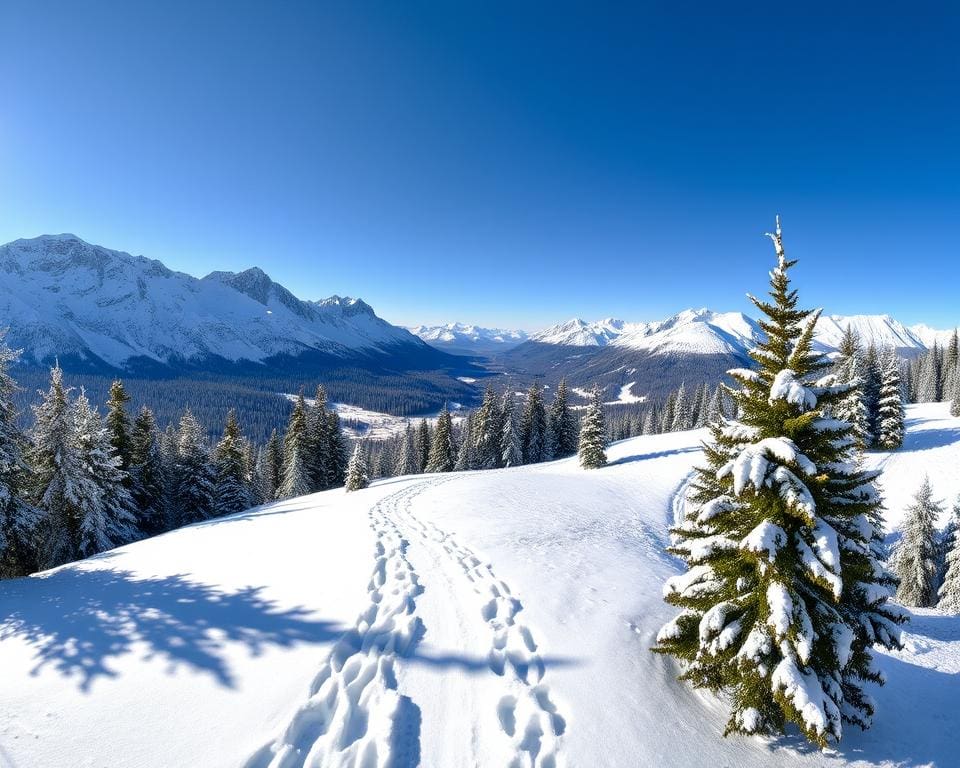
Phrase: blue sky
[{"left": 1, "top": 2, "right": 957, "bottom": 330}]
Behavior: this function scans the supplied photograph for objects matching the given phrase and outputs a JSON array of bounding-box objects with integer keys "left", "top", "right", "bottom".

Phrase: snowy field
[{"left": 0, "top": 405, "right": 957, "bottom": 767}]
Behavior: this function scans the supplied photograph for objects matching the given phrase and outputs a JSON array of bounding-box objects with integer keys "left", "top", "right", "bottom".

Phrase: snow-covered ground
[
  {"left": 0, "top": 405, "right": 957, "bottom": 767},
  {"left": 280, "top": 396, "right": 466, "bottom": 441}
]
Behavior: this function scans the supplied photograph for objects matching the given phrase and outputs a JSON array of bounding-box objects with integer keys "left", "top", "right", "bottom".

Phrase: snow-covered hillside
[
  {"left": 0, "top": 235, "right": 429, "bottom": 369},
  {"left": 526, "top": 309, "right": 956, "bottom": 358},
  {"left": 0, "top": 405, "right": 957, "bottom": 767}
]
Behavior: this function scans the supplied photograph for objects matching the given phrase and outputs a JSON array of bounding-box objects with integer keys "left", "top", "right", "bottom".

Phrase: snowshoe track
[
  {"left": 246, "top": 482, "right": 432, "bottom": 768},
  {"left": 397, "top": 494, "right": 568, "bottom": 768}
]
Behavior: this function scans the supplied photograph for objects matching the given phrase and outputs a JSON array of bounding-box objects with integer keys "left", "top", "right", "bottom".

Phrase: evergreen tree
[
  {"left": 129, "top": 406, "right": 167, "bottom": 536},
  {"left": 951, "top": 369, "right": 960, "bottom": 418},
  {"left": 893, "top": 477, "right": 943, "bottom": 607},
  {"left": 454, "top": 414, "right": 475, "bottom": 471},
  {"left": 473, "top": 386, "right": 502, "bottom": 469},
  {"left": 499, "top": 392, "right": 523, "bottom": 468},
  {"left": 426, "top": 407, "right": 457, "bottom": 472},
  {"left": 30, "top": 364, "right": 84, "bottom": 568},
  {"left": 213, "top": 410, "right": 252, "bottom": 517},
  {"left": 173, "top": 409, "right": 215, "bottom": 524},
  {"left": 325, "top": 411, "right": 349, "bottom": 488},
  {"left": 653, "top": 219, "right": 904, "bottom": 747},
  {"left": 345, "top": 443, "right": 370, "bottom": 491},
  {"left": 660, "top": 390, "right": 677, "bottom": 433},
  {"left": 577, "top": 386, "right": 607, "bottom": 469},
  {"left": 105, "top": 379, "right": 133, "bottom": 480},
  {"left": 520, "top": 384, "right": 549, "bottom": 464},
  {"left": 670, "top": 384, "right": 691, "bottom": 432},
  {"left": 394, "top": 424, "right": 419, "bottom": 476},
  {"left": 548, "top": 379, "right": 578, "bottom": 458},
  {"left": 415, "top": 418, "right": 432, "bottom": 473},
  {"left": 72, "top": 389, "right": 138, "bottom": 558},
  {"left": 917, "top": 346, "right": 940, "bottom": 402},
  {"left": 278, "top": 394, "right": 312, "bottom": 499},
  {"left": 257, "top": 429, "right": 282, "bottom": 502},
  {"left": 706, "top": 385, "right": 728, "bottom": 424},
  {"left": 876, "top": 352, "right": 905, "bottom": 450},
  {"left": 938, "top": 497, "right": 960, "bottom": 613},
  {"left": 306, "top": 385, "right": 331, "bottom": 491},
  {"left": 0, "top": 336, "right": 40, "bottom": 577},
  {"left": 833, "top": 331, "right": 872, "bottom": 452}
]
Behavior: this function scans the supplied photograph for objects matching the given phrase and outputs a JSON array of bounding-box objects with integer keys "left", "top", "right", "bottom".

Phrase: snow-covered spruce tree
[
  {"left": 500, "top": 392, "right": 523, "bottom": 468},
  {"left": 105, "top": 379, "right": 133, "bottom": 480},
  {"left": 72, "top": 389, "right": 138, "bottom": 557},
  {"left": 345, "top": 443, "right": 370, "bottom": 491},
  {"left": 129, "top": 406, "right": 167, "bottom": 536},
  {"left": 454, "top": 414, "right": 475, "bottom": 471},
  {"left": 653, "top": 219, "right": 905, "bottom": 748},
  {"left": 0, "top": 335, "right": 40, "bottom": 577},
  {"left": 876, "top": 352, "right": 905, "bottom": 450},
  {"left": 549, "top": 379, "right": 578, "bottom": 458},
  {"left": 951, "top": 370, "right": 960, "bottom": 418},
  {"left": 278, "top": 394, "right": 313, "bottom": 499},
  {"left": 707, "top": 385, "right": 729, "bottom": 424},
  {"left": 30, "top": 364, "right": 85, "bottom": 567},
  {"left": 426, "top": 407, "right": 457, "bottom": 473},
  {"left": 306, "top": 385, "right": 330, "bottom": 492},
  {"left": 172, "top": 408, "right": 215, "bottom": 524},
  {"left": 577, "top": 387, "right": 607, "bottom": 469},
  {"left": 916, "top": 347, "right": 940, "bottom": 402},
  {"left": 213, "top": 409, "right": 252, "bottom": 517},
  {"left": 521, "top": 383, "right": 549, "bottom": 464},
  {"left": 832, "top": 329, "right": 872, "bottom": 452},
  {"left": 670, "top": 384, "right": 691, "bottom": 432},
  {"left": 892, "top": 477, "right": 942, "bottom": 607},
  {"left": 473, "top": 386, "right": 502, "bottom": 469},
  {"left": 394, "top": 423, "right": 419, "bottom": 476},
  {"left": 259, "top": 429, "right": 282, "bottom": 501},
  {"left": 938, "top": 499, "right": 960, "bottom": 613},
  {"left": 415, "top": 419, "right": 431, "bottom": 473},
  {"left": 324, "top": 410, "right": 348, "bottom": 488}
]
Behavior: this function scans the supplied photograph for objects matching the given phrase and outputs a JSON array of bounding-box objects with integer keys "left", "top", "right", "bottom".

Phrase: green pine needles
[{"left": 652, "top": 218, "right": 906, "bottom": 748}]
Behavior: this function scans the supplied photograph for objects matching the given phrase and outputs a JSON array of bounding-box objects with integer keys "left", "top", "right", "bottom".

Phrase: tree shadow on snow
[
  {"left": 0, "top": 567, "right": 345, "bottom": 692},
  {"left": 900, "top": 424, "right": 960, "bottom": 452},
  {"left": 608, "top": 446, "right": 701, "bottom": 467}
]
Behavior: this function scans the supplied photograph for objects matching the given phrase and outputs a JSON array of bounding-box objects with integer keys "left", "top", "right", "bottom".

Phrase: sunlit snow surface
[{"left": 0, "top": 405, "right": 957, "bottom": 767}]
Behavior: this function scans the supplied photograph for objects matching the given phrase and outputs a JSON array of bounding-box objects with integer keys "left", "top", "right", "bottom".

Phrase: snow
[
  {"left": 281, "top": 397, "right": 466, "bottom": 441},
  {"left": 408, "top": 323, "right": 528, "bottom": 350},
  {"left": 0, "top": 235, "right": 424, "bottom": 367},
  {"left": 1, "top": 407, "right": 960, "bottom": 766}
]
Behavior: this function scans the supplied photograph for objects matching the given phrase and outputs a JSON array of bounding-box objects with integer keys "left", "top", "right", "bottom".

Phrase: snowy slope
[
  {"left": 524, "top": 309, "right": 955, "bottom": 358},
  {"left": 0, "top": 235, "right": 428, "bottom": 368},
  {"left": 408, "top": 323, "right": 528, "bottom": 354},
  {"left": 0, "top": 405, "right": 958, "bottom": 767}
]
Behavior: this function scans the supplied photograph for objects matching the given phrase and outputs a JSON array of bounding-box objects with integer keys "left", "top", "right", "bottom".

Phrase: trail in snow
[
  {"left": 247, "top": 481, "right": 436, "bottom": 768},
  {"left": 395, "top": 493, "right": 568, "bottom": 768}
]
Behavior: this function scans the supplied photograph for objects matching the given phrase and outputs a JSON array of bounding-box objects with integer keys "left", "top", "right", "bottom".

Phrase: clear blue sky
[{"left": 1, "top": 2, "right": 957, "bottom": 330}]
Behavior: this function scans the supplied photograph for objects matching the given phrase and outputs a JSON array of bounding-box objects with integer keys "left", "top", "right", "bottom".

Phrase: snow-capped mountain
[
  {"left": 0, "top": 234, "right": 435, "bottom": 370},
  {"left": 525, "top": 309, "right": 955, "bottom": 357},
  {"left": 408, "top": 322, "right": 528, "bottom": 354}
]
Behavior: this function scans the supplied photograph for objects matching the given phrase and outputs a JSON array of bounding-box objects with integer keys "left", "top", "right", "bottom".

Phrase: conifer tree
[
  {"left": 454, "top": 414, "right": 475, "bottom": 471},
  {"left": 653, "top": 218, "right": 904, "bottom": 747},
  {"left": 394, "top": 424, "right": 419, "bottom": 476},
  {"left": 499, "top": 392, "right": 523, "bottom": 467},
  {"left": 0, "top": 336, "right": 40, "bottom": 577},
  {"left": 278, "top": 394, "right": 312, "bottom": 499},
  {"left": 105, "top": 379, "right": 133, "bottom": 480},
  {"left": 30, "top": 364, "right": 84, "bottom": 568},
  {"left": 833, "top": 331, "right": 872, "bottom": 452},
  {"left": 577, "top": 386, "right": 607, "bottom": 469},
  {"left": 325, "top": 411, "right": 348, "bottom": 488},
  {"left": 951, "top": 369, "right": 960, "bottom": 418},
  {"left": 306, "top": 385, "right": 331, "bottom": 491},
  {"left": 473, "top": 386, "right": 502, "bottom": 469},
  {"left": 706, "top": 384, "right": 728, "bottom": 424},
  {"left": 938, "top": 497, "right": 960, "bottom": 613},
  {"left": 426, "top": 407, "right": 457, "bottom": 472},
  {"left": 893, "top": 477, "right": 942, "bottom": 607},
  {"left": 345, "top": 443, "right": 370, "bottom": 491},
  {"left": 73, "top": 389, "right": 138, "bottom": 557},
  {"left": 917, "top": 347, "right": 940, "bottom": 402},
  {"left": 876, "top": 352, "right": 905, "bottom": 450},
  {"left": 129, "top": 406, "right": 167, "bottom": 536},
  {"left": 670, "top": 384, "right": 691, "bottom": 432},
  {"left": 660, "top": 390, "right": 676, "bottom": 433},
  {"left": 172, "top": 409, "right": 215, "bottom": 524},
  {"left": 213, "top": 410, "right": 252, "bottom": 517},
  {"left": 415, "top": 418, "right": 432, "bottom": 473},
  {"left": 520, "top": 384, "right": 549, "bottom": 464},
  {"left": 548, "top": 379, "right": 578, "bottom": 458}
]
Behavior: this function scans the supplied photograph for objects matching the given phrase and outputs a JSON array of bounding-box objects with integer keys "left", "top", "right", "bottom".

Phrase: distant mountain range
[
  {"left": 412, "top": 309, "right": 958, "bottom": 358},
  {"left": 0, "top": 234, "right": 450, "bottom": 373}
]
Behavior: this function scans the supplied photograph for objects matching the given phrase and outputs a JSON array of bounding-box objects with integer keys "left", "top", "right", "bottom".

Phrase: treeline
[
  {"left": 0, "top": 338, "right": 350, "bottom": 579},
  {"left": 905, "top": 329, "right": 960, "bottom": 412}
]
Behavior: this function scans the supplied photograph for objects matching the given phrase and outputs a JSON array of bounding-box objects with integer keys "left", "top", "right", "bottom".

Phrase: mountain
[
  {"left": 0, "top": 234, "right": 448, "bottom": 371},
  {"left": 495, "top": 308, "right": 958, "bottom": 404},
  {"left": 408, "top": 322, "right": 528, "bottom": 355}
]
